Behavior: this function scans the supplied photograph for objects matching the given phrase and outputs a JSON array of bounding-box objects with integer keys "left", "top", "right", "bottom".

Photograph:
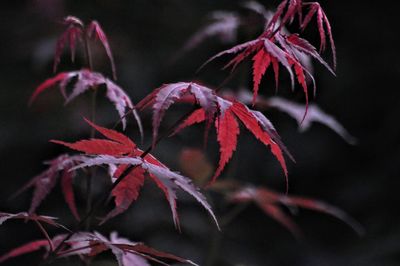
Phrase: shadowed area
[{"left": 0, "top": 0, "right": 399, "bottom": 265}]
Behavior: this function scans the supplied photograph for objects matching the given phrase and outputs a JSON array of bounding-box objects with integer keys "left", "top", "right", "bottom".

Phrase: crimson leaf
[
  {"left": 173, "top": 95, "right": 291, "bottom": 184},
  {"left": 54, "top": 120, "right": 218, "bottom": 228}
]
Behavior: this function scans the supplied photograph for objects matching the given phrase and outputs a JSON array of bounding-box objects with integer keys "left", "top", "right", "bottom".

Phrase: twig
[
  {"left": 33, "top": 219, "right": 55, "bottom": 252},
  {"left": 84, "top": 28, "right": 97, "bottom": 231}
]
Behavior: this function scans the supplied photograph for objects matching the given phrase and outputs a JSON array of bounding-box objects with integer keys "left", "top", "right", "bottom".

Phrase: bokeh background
[{"left": 0, "top": 0, "right": 399, "bottom": 265}]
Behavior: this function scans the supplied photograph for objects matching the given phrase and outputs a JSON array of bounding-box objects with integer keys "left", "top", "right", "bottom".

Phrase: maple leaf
[
  {"left": 139, "top": 82, "right": 290, "bottom": 184},
  {"left": 52, "top": 119, "right": 161, "bottom": 224},
  {"left": 0, "top": 234, "right": 66, "bottom": 263},
  {"left": 53, "top": 16, "right": 84, "bottom": 73},
  {"left": 241, "top": 1, "right": 270, "bottom": 20},
  {"left": 267, "top": 96, "right": 357, "bottom": 144},
  {"left": 179, "top": 11, "right": 240, "bottom": 56},
  {"left": 53, "top": 16, "right": 117, "bottom": 79},
  {"left": 222, "top": 90, "right": 355, "bottom": 144},
  {"left": 30, "top": 69, "right": 142, "bottom": 131},
  {"left": 0, "top": 212, "right": 70, "bottom": 257},
  {"left": 228, "top": 185, "right": 364, "bottom": 238},
  {"left": 173, "top": 96, "right": 292, "bottom": 185},
  {"left": 0, "top": 239, "right": 50, "bottom": 263},
  {"left": 137, "top": 82, "right": 218, "bottom": 146},
  {"left": 301, "top": 2, "right": 336, "bottom": 68},
  {"left": 1, "top": 231, "right": 196, "bottom": 265},
  {"left": 200, "top": 33, "right": 306, "bottom": 106},
  {"left": 60, "top": 231, "right": 198, "bottom": 266},
  {"left": 53, "top": 119, "right": 218, "bottom": 228},
  {"left": 87, "top": 20, "right": 117, "bottom": 80},
  {"left": 70, "top": 155, "right": 218, "bottom": 229},
  {"left": 14, "top": 154, "right": 83, "bottom": 220},
  {"left": 0, "top": 212, "right": 64, "bottom": 228},
  {"left": 264, "top": 0, "right": 336, "bottom": 68},
  {"left": 199, "top": 0, "right": 335, "bottom": 111}
]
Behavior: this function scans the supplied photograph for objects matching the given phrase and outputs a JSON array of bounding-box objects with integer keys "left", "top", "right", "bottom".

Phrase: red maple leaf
[
  {"left": 199, "top": 0, "right": 335, "bottom": 115},
  {"left": 53, "top": 119, "right": 218, "bottom": 229},
  {"left": 137, "top": 82, "right": 290, "bottom": 185},
  {"left": 301, "top": 2, "right": 336, "bottom": 68},
  {"left": 137, "top": 82, "right": 218, "bottom": 146},
  {"left": 173, "top": 94, "right": 293, "bottom": 185}
]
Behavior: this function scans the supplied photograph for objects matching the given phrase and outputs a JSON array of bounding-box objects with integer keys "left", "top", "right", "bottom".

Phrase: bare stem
[
  {"left": 83, "top": 30, "right": 97, "bottom": 231},
  {"left": 205, "top": 202, "right": 249, "bottom": 266},
  {"left": 84, "top": 31, "right": 94, "bottom": 72},
  {"left": 33, "top": 219, "right": 54, "bottom": 252}
]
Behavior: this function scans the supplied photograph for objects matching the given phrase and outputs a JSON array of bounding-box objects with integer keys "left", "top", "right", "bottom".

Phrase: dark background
[{"left": 0, "top": 0, "right": 399, "bottom": 265}]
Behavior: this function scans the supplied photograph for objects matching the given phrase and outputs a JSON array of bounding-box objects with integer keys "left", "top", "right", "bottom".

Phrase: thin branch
[
  {"left": 83, "top": 27, "right": 97, "bottom": 231},
  {"left": 33, "top": 219, "right": 55, "bottom": 252}
]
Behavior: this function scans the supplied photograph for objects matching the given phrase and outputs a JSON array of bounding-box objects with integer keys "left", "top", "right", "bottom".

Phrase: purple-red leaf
[
  {"left": 199, "top": 39, "right": 261, "bottom": 71},
  {"left": 174, "top": 96, "right": 290, "bottom": 184},
  {"left": 72, "top": 155, "right": 219, "bottom": 229},
  {"left": 53, "top": 16, "right": 84, "bottom": 73},
  {"left": 14, "top": 154, "right": 83, "bottom": 220},
  {"left": 200, "top": 1, "right": 337, "bottom": 110},
  {"left": 229, "top": 186, "right": 364, "bottom": 238},
  {"left": 301, "top": 2, "right": 336, "bottom": 68},
  {"left": 53, "top": 16, "right": 117, "bottom": 78},
  {"left": 55, "top": 121, "right": 217, "bottom": 228},
  {"left": 29, "top": 72, "right": 69, "bottom": 105},
  {"left": 180, "top": 11, "right": 240, "bottom": 55},
  {"left": 138, "top": 82, "right": 218, "bottom": 146},
  {"left": 87, "top": 21, "right": 117, "bottom": 80},
  {"left": 285, "top": 33, "right": 334, "bottom": 74},
  {"left": 0, "top": 212, "right": 63, "bottom": 228},
  {"left": 60, "top": 169, "right": 80, "bottom": 221},
  {"left": 0, "top": 239, "right": 50, "bottom": 263},
  {"left": 267, "top": 97, "right": 357, "bottom": 144},
  {"left": 31, "top": 70, "right": 141, "bottom": 130},
  {"left": 0, "top": 234, "right": 66, "bottom": 264},
  {"left": 60, "top": 231, "right": 198, "bottom": 266}
]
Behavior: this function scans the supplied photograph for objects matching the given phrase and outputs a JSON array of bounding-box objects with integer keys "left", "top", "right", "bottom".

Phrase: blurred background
[{"left": 0, "top": 0, "right": 399, "bottom": 265}]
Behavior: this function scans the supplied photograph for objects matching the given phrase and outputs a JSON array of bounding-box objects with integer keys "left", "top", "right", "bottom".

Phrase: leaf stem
[
  {"left": 83, "top": 29, "right": 97, "bottom": 231},
  {"left": 33, "top": 219, "right": 55, "bottom": 252},
  {"left": 205, "top": 202, "right": 249, "bottom": 266}
]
